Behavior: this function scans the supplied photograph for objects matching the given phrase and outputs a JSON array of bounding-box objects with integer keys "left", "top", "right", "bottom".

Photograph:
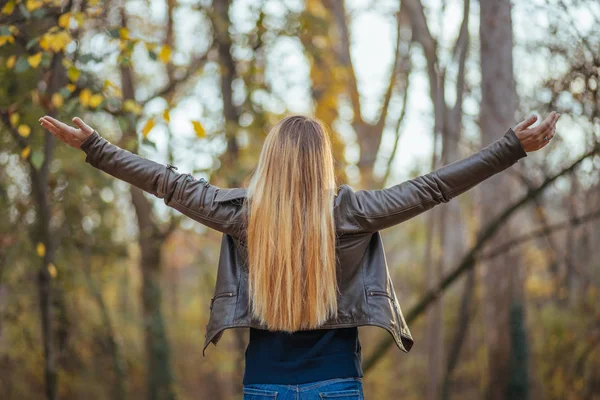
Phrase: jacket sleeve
[
  {"left": 79, "top": 129, "right": 244, "bottom": 236},
  {"left": 347, "top": 128, "right": 528, "bottom": 232}
]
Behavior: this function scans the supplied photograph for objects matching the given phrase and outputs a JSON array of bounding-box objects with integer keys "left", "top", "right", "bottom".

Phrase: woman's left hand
[{"left": 39, "top": 115, "right": 95, "bottom": 149}]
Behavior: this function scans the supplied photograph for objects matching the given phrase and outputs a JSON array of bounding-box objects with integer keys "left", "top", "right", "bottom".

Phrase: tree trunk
[
  {"left": 479, "top": 1, "right": 529, "bottom": 399},
  {"left": 119, "top": 7, "right": 176, "bottom": 399}
]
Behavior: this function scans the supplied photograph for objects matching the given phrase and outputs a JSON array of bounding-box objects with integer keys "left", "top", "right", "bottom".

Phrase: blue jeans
[{"left": 242, "top": 377, "right": 364, "bottom": 399}]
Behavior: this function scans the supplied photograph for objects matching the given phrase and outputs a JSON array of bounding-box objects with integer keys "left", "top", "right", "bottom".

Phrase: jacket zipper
[
  {"left": 210, "top": 291, "right": 234, "bottom": 310},
  {"left": 200, "top": 179, "right": 210, "bottom": 209},
  {"left": 368, "top": 290, "right": 405, "bottom": 332},
  {"left": 163, "top": 164, "right": 178, "bottom": 197},
  {"left": 368, "top": 290, "right": 395, "bottom": 302},
  {"left": 176, "top": 174, "right": 194, "bottom": 202}
]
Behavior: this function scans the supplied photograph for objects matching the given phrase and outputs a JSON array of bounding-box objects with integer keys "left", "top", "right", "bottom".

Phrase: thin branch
[
  {"left": 381, "top": 43, "right": 412, "bottom": 186},
  {"left": 374, "top": 11, "right": 405, "bottom": 132},
  {"left": 322, "top": 0, "right": 363, "bottom": 124},
  {"left": 480, "top": 207, "right": 600, "bottom": 261},
  {"left": 449, "top": 0, "right": 470, "bottom": 120}
]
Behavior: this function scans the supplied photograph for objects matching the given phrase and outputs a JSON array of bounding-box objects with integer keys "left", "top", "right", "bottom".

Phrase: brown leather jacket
[{"left": 80, "top": 127, "right": 527, "bottom": 356}]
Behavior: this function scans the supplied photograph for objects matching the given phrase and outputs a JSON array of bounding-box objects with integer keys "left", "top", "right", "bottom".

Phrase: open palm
[
  {"left": 39, "top": 115, "right": 95, "bottom": 149},
  {"left": 512, "top": 111, "right": 560, "bottom": 152}
]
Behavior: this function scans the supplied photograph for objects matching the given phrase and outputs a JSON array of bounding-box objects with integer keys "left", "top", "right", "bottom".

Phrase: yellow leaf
[
  {"left": 21, "top": 146, "right": 31, "bottom": 159},
  {"left": 27, "top": 52, "right": 42, "bottom": 68},
  {"left": 41, "top": 31, "right": 72, "bottom": 53},
  {"left": 47, "top": 263, "right": 57, "bottom": 278},
  {"left": 103, "top": 79, "right": 122, "bottom": 97},
  {"left": 73, "top": 12, "right": 85, "bottom": 27},
  {"left": 1, "top": 1, "right": 15, "bottom": 15},
  {"left": 66, "top": 83, "right": 76, "bottom": 92},
  {"left": 103, "top": 79, "right": 115, "bottom": 89},
  {"left": 58, "top": 12, "right": 71, "bottom": 29},
  {"left": 123, "top": 99, "right": 142, "bottom": 115},
  {"left": 0, "top": 36, "right": 11, "bottom": 47},
  {"left": 9, "top": 113, "right": 19, "bottom": 126},
  {"left": 67, "top": 66, "right": 81, "bottom": 82},
  {"left": 39, "top": 34, "right": 50, "bottom": 50},
  {"left": 191, "top": 120, "right": 205, "bottom": 138},
  {"left": 37, "top": 242, "right": 46, "bottom": 257},
  {"left": 142, "top": 118, "right": 155, "bottom": 137},
  {"left": 18, "top": 124, "right": 31, "bottom": 137},
  {"left": 61, "top": 56, "right": 73, "bottom": 69},
  {"left": 51, "top": 93, "right": 64, "bottom": 109},
  {"left": 51, "top": 31, "right": 72, "bottom": 52},
  {"left": 79, "top": 88, "right": 92, "bottom": 107},
  {"left": 89, "top": 94, "right": 103, "bottom": 108},
  {"left": 145, "top": 42, "right": 157, "bottom": 52},
  {"left": 119, "top": 27, "right": 129, "bottom": 40},
  {"left": 6, "top": 54, "right": 16, "bottom": 68},
  {"left": 158, "top": 45, "right": 172, "bottom": 63},
  {"left": 26, "top": 0, "right": 43, "bottom": 12},
  {"left": 163, "top": 109, "right": 170, "bottom": 123}
]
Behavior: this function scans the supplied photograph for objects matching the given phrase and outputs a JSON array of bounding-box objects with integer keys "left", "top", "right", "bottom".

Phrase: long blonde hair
[{"left": 245, "top": 114, "right": 339, "bottom": 332}]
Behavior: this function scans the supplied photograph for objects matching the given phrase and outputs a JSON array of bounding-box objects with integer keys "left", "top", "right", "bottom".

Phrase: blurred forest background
[{"left": 1, "top": 0, "right": 599, "bottom": 399}]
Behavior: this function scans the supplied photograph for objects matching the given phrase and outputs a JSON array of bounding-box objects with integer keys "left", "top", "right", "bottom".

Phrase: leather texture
[{"left": 79, "top": 127, "right": 527, "bottom": 356}]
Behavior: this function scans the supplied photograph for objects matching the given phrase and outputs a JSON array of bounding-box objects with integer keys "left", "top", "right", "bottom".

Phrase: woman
[{"left": 39, "top": 112, "right": 559, "bottom": 400}]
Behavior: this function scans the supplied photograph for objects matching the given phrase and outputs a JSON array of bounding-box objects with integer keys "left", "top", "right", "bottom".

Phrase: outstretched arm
[
  {"left": 39, "top": 115, "right": 244, "bottom": 236},
  {"left": 346, "top": 112, "right": 560, "bottom": 233}
]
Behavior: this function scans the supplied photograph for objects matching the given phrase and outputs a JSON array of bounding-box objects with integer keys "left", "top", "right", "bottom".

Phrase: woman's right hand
[
  {"left": 512, "top": 111, "right": 560, "bottom": 152},
  {"left": 39, "top": 115, "right": 95, "bottom": 149}
]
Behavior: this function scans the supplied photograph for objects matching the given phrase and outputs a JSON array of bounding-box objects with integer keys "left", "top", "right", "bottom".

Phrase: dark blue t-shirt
[{"left": 242, "top": 327, "right": 363, "bottom": 385}]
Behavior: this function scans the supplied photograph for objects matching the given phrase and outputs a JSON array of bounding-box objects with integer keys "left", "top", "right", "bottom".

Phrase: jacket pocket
[
  {"left": 210, "top": 291, "right": 235, "bottom": 311},
  {"left": 318, "top": 389, "right": 360, "bottom": 399},
  {"left": 243, "top": 387, "right": 278, "bottom": 399},
  {"left": 367, "top": 290, "right": 395, "bottom": 302}
]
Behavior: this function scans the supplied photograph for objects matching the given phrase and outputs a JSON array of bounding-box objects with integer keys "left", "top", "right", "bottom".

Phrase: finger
[
  {"left": 541, "top": 127, "right": 555, "bottom": 145},
  {"left": 540, "top": 113, "right": 560, "bottom": 136},
  {"left": 514, "top": 114, "right": 538, "bottom": 131},
  {"left": 540, "top": 111, "right": 556, "bottom": 131},
  {"left": 40, "top": 119, "right": 66, "bottom": 140},
  {"left": 72, "top": 117, "right": 94, "bottom": 134},
  {"left": 534, "top": 112, "right": 557, "bottom": 136},
  {"left": 39, "top": 116, "right": 64, "bottom": 135},
  {"left": 42, "top": 115, "right": 77, "bottom": 135}
]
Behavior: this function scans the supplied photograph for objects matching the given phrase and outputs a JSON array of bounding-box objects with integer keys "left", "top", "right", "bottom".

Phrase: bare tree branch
[
  {"left": 381, "top": 45, "right": 412, "bottom": 186},
  {"left": 480, "top": 207, "right": 600, "bottom": 262}
]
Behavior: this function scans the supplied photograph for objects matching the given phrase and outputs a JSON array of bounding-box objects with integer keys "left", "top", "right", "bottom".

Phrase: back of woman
[
  {"left": 242, "top": 115, "right": 365, "bottom": 399},
  {"left": 41, "top": 110, "right": 558, "bottom": 400}
]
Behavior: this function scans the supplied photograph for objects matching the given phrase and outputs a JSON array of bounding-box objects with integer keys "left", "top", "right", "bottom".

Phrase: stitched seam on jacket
[
  {"left": 174, "top": 175, "right": 187, "bottom": 203},
  {"left": 344, "top": 203, "right": 363, "bottom": 230},
  {"left": 362, "top": 254, "right": 371, "bottom": 321},
  {"left": 159, "top": 166, "right": 169, "bottom": 198},
  {"left": 352, "top": 197, "right": 432, "bottom": 221},
  {"left": 350, "top": 133, "right": 522, "bottom": 221},
  {"left": 351, "top": 167, "right": 507, "bottom": 222},
  {"left": 170, "top": 198, "right": 233, "bottom": 228}
]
